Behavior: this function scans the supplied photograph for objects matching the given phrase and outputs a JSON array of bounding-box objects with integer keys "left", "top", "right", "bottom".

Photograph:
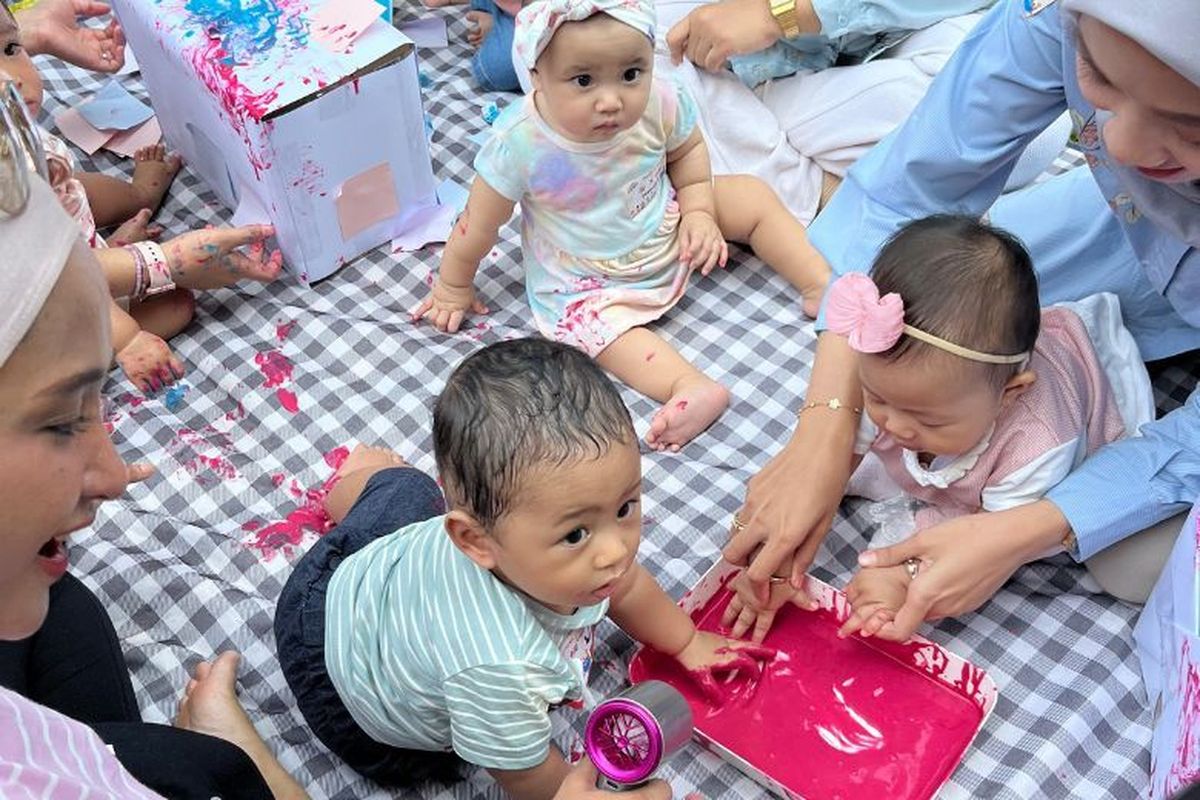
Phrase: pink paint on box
[{"left": 629, "top": 561, "right": 997, "bottom": 799}]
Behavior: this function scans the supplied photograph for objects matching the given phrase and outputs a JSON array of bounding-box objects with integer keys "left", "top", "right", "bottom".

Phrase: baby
[
  {"left": 724, "top": 215, "right": 1153, "bottom": 642},
  {"left": 275, "top": 338, "right": 771, "bottom": 799},
  {"left": 1, "top": 2, "right": 182, "bottom": 391},
  {"left": 413, "top": 0, "right": 829, "bottom": 452}
]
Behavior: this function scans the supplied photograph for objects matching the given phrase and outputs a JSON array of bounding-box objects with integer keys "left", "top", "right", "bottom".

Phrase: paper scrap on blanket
[
  {"left": 54, "top": 107, "right": 112, "bottom": 154},
  {"left": 436, "top": 177, "right": 469, "bottom": 213},
  {"left": 311, "top": 0, "right": 384, "bottom": 53},
  {"left": 78, "top": 79, "right": 154, "bottom": 131},
  {"left": 399, "top": 18, "right": 448, "bottom": 49},
  {"left": 105, "top": 117, "right": 162, "bottom": 157},
  {"left": 391, "top": 203, "right": 456, "bottom": 252},
  {"left": 336, "top": 163, "right": 401, "bottom": 240}
]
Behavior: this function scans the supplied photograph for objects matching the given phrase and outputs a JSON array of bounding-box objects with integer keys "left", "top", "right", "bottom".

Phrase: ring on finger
[
  {"left": 731, "top": 513, "right": 747, "bottom": 533},
  {"left": 903, "top": 557, "right": 921, "bottom": 580}
]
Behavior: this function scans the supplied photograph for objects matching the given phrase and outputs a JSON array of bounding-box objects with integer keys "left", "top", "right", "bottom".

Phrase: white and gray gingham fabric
[{"left": 35, "top": 6, "right": 1200, "bottom": 798}]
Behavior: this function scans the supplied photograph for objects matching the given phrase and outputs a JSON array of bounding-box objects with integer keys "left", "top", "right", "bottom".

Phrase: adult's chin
[{"left": 0, "top": 571, "right": 52, "bottom": 641}]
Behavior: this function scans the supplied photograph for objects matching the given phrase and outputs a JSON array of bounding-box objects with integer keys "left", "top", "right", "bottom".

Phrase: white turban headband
[
  {"left": 512, "top": 0, "right": 655, "bottom": 91},
  {"left": 0, "top": 175, "right": 79, "bottom": 368}
]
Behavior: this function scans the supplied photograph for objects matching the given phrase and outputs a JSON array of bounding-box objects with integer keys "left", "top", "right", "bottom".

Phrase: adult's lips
[{"left": 36, "top": 538, "right": 68, "bottom": 580}]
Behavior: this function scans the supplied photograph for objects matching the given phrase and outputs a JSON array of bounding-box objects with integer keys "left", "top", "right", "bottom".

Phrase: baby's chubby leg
[
  {"left": 714, "top": 175, "right": 831, "bottom": 318},
  {"left": 597, "top": 328, "right": 729, "bottom": 452}
]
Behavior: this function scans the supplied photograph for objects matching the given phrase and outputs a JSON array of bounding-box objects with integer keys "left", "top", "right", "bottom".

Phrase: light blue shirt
[
  {"left": 730, "top": 0, "right": 993, "bottom": 87},
  {"left": 806, "top": 0, "right": 1200, "bottom": 559}
]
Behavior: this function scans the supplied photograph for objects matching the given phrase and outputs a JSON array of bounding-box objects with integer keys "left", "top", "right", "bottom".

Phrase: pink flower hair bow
[{"left": 825, "top": 273, "right": 905, "bottom": 354}]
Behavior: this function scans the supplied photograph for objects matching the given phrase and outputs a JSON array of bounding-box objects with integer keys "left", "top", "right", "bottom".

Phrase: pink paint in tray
[{"left": 629, "top": 561, "right": 997, "bottom": 800}]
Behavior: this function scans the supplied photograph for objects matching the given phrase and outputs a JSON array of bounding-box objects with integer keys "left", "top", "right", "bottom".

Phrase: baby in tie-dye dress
[{"left": 414, "top": 0, "right": 829, "bottom": 451}]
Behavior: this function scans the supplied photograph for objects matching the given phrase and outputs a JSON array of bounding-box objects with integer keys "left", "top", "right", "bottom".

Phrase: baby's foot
[
  {"left": 323, "top": 444, "right": 409, "bottom": 523},
  {"left": 108, "top": 207, "right": 163, "bottom": 247},
  {"left": 131, "top": 144, "right": 183, "bottom": 213},
  {"left": 466, "top": 10, "right": 493, "bottom": 48},
  {"left": 645, "top": 376, "right": 730, "bottom": 452}
]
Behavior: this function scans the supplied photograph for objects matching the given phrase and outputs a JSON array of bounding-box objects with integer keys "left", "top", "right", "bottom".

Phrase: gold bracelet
[{"left": 796, "top": 397, "right": 861, "bottom": 417}]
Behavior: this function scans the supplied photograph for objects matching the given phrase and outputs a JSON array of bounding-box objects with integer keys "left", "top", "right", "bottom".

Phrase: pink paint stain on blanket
[
  {"left": 255, "top": 320, "right": 300, "bottom": 413},
  {"left": 242, "top": 446, "right": 351, "bottom": 562}
]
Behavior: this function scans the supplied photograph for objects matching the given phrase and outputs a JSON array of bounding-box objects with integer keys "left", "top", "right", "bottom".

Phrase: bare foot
[
  {"left": 175, "top": 652, "right": 269, "bottom": 763},
  {"left": 116, "top": 330, "right": 185, "bottom": 395},
  {"left": 108, "top": 207, "right": 164, "bottom": 246},
  {"left": 131, "top": 144, "right": 183, "bottom": 213},
  {"left": 645, "top": 376, "right": 730, "bottom": 452},
  {"left": 466, "top": 10, "right": 493, "bottom": 48},
  {"left": 323, "top": 444, "right": 409, "bottom": 524}
]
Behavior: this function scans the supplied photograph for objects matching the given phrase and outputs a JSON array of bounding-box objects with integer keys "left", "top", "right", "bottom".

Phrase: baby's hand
[
  {"left": 678, "top": 209, "right": 728, "bottom": 276},
  {"left": 838, "top": 564, "right": 910, "bottom": 639},
  {"left": 116, "top": 330, "right": 185, "bottom": 394},
  {"left": 163, "top": 225, "right": 283, "bottom": 288},
  {"left": 675, "top": 629, "right": 776, "bottom": 703},
  {"left": 411, "top": 276, "right": 489, "bottom": 333},
  {"left": 720, "top": 571, "right": 805, "bottom": 643}
]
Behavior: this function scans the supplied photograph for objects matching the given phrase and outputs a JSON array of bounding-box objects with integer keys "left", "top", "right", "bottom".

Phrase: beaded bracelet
[{"left": 796, "top": 397, "right": 862, "bottom": 417}]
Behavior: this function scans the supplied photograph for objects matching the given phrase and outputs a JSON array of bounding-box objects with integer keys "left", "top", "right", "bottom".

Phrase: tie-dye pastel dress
[{"left": 474, "top": 76, "right": 699, "bottom": 356}]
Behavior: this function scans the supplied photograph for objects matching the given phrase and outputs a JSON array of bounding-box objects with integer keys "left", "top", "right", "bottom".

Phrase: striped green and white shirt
[{"left": 324, "top": 515, "right": 608, "bottom": 770}]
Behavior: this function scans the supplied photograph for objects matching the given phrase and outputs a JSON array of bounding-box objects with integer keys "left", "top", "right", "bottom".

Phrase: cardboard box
[
  {"left": 630, "top": 560, "right": 998, "bottom": 799},
  {"left": 114, "top": 0, "right": 437, "bottom": 283}
]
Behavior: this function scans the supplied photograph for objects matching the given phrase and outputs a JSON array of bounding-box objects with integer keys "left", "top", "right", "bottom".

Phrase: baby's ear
[
  {"left": 1000, "top": 368, "right": 1037, "bottom": 408},
  {"left": 445, "top": 510, "right": 496, "bottom": 570}
]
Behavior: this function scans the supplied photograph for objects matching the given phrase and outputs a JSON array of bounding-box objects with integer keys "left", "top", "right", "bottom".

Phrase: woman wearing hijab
[
  {"left": 0, "top": 152, "right": 308, "bottom": 797},
  {"left": 719, "top": 1, "right": 1200, "bottom": 791}
]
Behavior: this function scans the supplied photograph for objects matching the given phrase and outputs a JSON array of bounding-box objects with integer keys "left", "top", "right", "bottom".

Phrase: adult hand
[
  {"left": 553, "top": 757, "right": 672, "bottom": 800},
  {"left": 15, "top": 0, "right": 126, "bottom": 73},
  {"left": 857, "top": 500, "right": 1073, "bottom": 642},
  {"left": 162, "top": 224, "right": 283, "bottom": 289},
  {"left": 667, "top": 0, "right": 819, "bottom": 72}
]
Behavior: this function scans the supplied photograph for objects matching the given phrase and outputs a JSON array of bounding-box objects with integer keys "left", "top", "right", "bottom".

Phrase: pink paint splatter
[
  {"left": 1165, "top": 638, "right": 1200, "bottom": 796},
  {"left": 270, "top": 474, "right": 286, "bottom": 488},
  {"left": 277, "top": 388, "right": 299, "bottom": 413},
  {"left": 645, "top": 351, "right": 656, "bottom": 362},
  {"left": 676, "top": 400, "right": 689, "bottom": 411},
  {"left": 242, "top": 446, "right": 351, "bottom": 561},
  {"left": 275, "top": 320, "right": 296, "bottom": 343},
  {"left": 255, "top": 349, "right": 294, "bottom": 388}
]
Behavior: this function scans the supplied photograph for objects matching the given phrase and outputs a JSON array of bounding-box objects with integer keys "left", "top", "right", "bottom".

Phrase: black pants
[
  {"left": 0, "top": 573, "right": 273, "bottom": 800},
  {"left": 275, "top": 466, "right": 462, "bottom": 788}
]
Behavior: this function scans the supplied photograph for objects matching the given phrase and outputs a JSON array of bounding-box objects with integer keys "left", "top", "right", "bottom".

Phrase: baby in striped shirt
[{"left": 275, "top": 337, "right": 771, "bottom": 799}]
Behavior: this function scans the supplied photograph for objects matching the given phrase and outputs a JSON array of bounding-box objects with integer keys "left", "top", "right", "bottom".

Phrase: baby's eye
[
  {"left": 3, "top": 42, "right": 22, "bottom": 57},
  {"left": 573, "top": 74, "right": 592, "bottom": 88},
  {"left": 562, "top": 527, "right": 590, "bottom": 546},
  {"left": 616, "top": 500, "right": 638, "bottom": 519},
  {"left": 622, "top": 67, "right": 642, "bottom": 83}
]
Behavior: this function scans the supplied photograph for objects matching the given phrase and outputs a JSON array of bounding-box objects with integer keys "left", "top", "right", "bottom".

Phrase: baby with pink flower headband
[{"left": 723, "top": 215, "right": 1154, "bottom": 644}]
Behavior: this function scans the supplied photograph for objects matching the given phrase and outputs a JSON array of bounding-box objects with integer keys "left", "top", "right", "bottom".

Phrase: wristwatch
[{"left": 769, "top": 0, "right": 801, "bottom": 38}]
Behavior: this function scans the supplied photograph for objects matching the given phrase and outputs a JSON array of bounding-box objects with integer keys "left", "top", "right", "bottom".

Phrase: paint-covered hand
[
  {"left": 553, "top": 758, "right": 672, "bottom": 799},
  {"left": 163, "top": 225, "right": 284, "bottom": 290},
  {"left": 411, "top": 276, "right": 489, "bottom": 333},
  {"left": 116, "top": 330, "right": 185, "bottom": 395},
  {"left": 676, "top": 630, "right": 776, "bottom": 704},
  {"left": 721, "top": 571, "right": 802, "bottom": 643},
  {"left": 838, "top": 565, "right": 909, "bottom": 639},
  {"left": 678, "top": 210, "right": 728, "bottom": 276},
  {"left": 15, "top": 0, "right": 126, "bottom": 73}
]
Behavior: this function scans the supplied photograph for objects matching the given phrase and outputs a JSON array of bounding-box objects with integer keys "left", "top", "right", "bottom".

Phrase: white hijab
[
  {"left": 1063, "top": 0, "right": 1200, "bottom": 247},
  {"left": 0, "top": 175, "right": 79, "bottom": 367}
]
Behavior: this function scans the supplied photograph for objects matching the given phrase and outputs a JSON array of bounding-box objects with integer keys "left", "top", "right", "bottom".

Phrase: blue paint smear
[
  {"left": 164, "top": 384, "right": 190, "bottom": 411},
  {"left": 181, "top": 0, "right": 309, "bottom": 65},
  {"left": 482, "top": 102, "right": 500, "bottom": 125}
]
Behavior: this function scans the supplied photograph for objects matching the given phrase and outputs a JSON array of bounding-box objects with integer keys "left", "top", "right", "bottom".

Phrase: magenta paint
[
  {"left": 243, "top": 446, "right": 351, "bottom": 561},
  {"left": 629, "top": 585, "right": 985, "bottom": 799},
  {"left": 276, "top": 388, "right": 300, "bottom": 413},
  {"left": 1167, "top": 638, "right": 1200, "bottom": 794},
  {"left": 275, "top": 320, "right": 296, "bottom": 342}
]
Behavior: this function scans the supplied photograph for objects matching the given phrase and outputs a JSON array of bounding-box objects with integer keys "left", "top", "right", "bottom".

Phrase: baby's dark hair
[
  {"left": 433, "top": 337, "right": 636, "bottom": 528},
  {"left": 870, "top": 215, "right": 1040, "bottom": 388}
]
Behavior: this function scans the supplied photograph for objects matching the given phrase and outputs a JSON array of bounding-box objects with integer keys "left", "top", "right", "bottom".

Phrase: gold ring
[
  {"left": 731, "top": 513, "right": 747, "bottom": 533},
  {"left": 903, "top": 557, "right": 921, "bottom": 580}
]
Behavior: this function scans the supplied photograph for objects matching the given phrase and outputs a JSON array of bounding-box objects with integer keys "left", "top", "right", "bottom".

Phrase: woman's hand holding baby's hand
[
  {"left": 411, "top": 277, "right": 489, "bottom": 333},
  {"left": 679, "top": 210, "right": 728, "bottom": 276},
  {"left": 721, "top": 571, "right": 803, "bottom": 643},
  {"left": 675, "top": 629, "right": 776, "bottom": 703},
  {"left": 164, "top": 225, "right": 283, "bottom": 289},
  {"left": 838, "top": 565, "right": 909, "bottom": 639},
  {"left": 116, "top": 330, "right": 185, "bottom": 394}
]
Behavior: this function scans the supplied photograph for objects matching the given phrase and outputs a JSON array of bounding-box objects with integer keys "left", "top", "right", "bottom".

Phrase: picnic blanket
[{"left": 36, "top": 6, "right": 1198, "bottom": 798}]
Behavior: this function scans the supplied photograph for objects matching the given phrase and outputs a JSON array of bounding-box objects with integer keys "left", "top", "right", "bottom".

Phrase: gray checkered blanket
[{"left": 37, "top": 7, "right": 1199, "bottom": 798}]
